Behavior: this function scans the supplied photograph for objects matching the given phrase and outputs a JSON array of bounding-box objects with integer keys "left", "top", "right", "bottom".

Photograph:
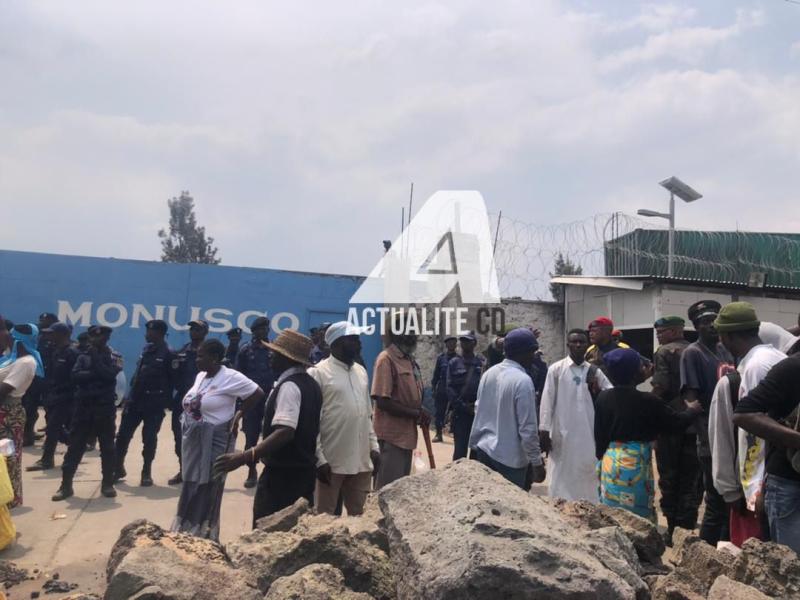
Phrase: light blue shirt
[{"left": 468, "top": 359, "right": 543, "bottom": 469}]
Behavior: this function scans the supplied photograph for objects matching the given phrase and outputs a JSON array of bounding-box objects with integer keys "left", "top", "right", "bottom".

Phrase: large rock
[
  {"left": 555, "top": 498, "right": 666, "bottom": 565},
  {"left": 707, "top": 575, "right": 771, "bottom": 600},
  {"left": 227, "top": 513, "right": 394, "bottom": 599},
  {"left": 255, "top": 497, "right": 312, "bottom": 533},
  {"left": 650, "top": 575, "right": 706, "bottom": 600},
  {"left": 105, "top": 520, "right": 261, "bottom": 600},
  {"left": 652, "top": 533, "right": 732, "bottom": 600},
  {"left": 729, "top": 538, "right": 800, "bottom": 598},
  {"left": 377, "top": 459, "right": 649, "bottom": 599},
  {"left": 264, "top": 564, "right": 374, "bottom": 600}
]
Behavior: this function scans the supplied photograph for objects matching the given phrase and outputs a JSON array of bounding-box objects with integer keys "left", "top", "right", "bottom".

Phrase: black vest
[{"left": 262, "top": 371, "right": 322, "bottom": 469}]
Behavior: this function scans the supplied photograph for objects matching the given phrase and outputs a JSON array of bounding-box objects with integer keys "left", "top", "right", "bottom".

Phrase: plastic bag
[
  {"left": 0, "top": 438, "right": 14, "bottom": 457},
  {"left": 0, "top": 504, "right": 15, "bottom": 551},
  {"left": 0, "top": 456, "right": 13, "bottom": 507},
  {"left": 412, "top": 449, "right": 429, "bottom": 474}
]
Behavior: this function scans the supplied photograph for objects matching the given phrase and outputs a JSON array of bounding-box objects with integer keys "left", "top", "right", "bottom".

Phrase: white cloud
[
  {"left": 0, "top": 1, "right": 797, "bottom": 285},
  {"left": 602, "top": 8, "right": 765, "bottom": 71}
]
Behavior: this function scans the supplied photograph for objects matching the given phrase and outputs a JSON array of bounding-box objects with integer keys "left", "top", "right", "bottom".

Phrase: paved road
[{"left": 2, "top": 414, "right": 459, "bottom": 596}]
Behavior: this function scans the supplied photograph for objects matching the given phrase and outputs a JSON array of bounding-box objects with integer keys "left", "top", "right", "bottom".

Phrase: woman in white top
[
  {"left": 0, "top": 321, "right": 44, "bottom": 507},
  {"left": 171, "top": 338, "right": 265, "bottom": 541}
]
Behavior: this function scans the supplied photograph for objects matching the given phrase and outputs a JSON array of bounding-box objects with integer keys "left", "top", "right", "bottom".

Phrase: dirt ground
[
  {"left": 1, "top": 418, "right": 674, "bottom": 598},
  {"left": 1, "top": 417, "right": 460, "bottom": 598}
]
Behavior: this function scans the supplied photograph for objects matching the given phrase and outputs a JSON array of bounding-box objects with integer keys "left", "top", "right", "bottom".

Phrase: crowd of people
[{"left": 1, "top": 301, "right": 800, "bottom": 557}]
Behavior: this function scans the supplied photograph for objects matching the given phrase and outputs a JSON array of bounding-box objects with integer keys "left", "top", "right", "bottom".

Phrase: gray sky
[{"left": 2, "top": 1, "right": 799, "bottom": 277}]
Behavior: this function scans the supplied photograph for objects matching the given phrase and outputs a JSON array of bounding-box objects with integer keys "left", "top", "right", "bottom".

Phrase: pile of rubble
[{"left": 103, "top": 460, "right": 799, "bottom": 599}]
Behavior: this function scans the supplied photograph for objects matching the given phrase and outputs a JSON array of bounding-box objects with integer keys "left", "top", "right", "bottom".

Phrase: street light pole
[
  {"left": 668, "top": 191, "right": 675, "bottom": 277},
  {"left": 638, "top": 177, "right": 702, "bottom": 279}
]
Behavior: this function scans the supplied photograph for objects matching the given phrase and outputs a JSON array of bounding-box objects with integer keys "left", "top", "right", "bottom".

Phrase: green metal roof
[{"left": 605, "top": 229, "right": 800, "bottom": 289}]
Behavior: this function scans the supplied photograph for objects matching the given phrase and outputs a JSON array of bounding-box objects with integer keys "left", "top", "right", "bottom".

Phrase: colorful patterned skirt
[
  {"left": 0, "top": 402, "right": 25, "bottom": 508},
  {"left": 599, "top": 440, "right": 655, "bottom": 521}
]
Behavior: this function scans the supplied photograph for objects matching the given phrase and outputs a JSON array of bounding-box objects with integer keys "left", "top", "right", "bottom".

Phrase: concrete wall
[{"left": 413, "top": 297, "right": 565, "bottom": 390}]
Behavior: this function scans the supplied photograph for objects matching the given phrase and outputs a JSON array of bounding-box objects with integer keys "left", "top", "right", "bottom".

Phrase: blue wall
[{"left": 0, "top": 249, "right": 382, "bottom": 385}]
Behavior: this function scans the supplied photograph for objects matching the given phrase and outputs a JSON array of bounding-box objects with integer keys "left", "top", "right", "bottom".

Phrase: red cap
[{"left": 589, "top": 317, "right": 614, "bottom": 328}]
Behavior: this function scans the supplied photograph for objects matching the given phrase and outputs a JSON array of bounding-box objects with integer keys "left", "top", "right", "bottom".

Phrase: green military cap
[
  {"left": 714, "top": 302, "right": 760, "bottom": 333},
  {"left": 654, "top": 316, "right": 685, "bottom": 328}
]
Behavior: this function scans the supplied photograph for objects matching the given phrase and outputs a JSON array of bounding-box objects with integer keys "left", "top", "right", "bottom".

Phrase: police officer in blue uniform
[
  {"left": 53, "top": 325, "right": 123, "bottom": 501},
  {"left": 235, "top": 316, "right": 274, "bottom": 488},
  {"left": 224, "top": 327, "right": 243, "bottom": 367},
  {"left": 447, "top": 331, "right": 485, "bottom": 460},
  {"left": 114, "top": 319, "right": 175, "bottom": 486},
  {"left": 167, "top": 319, "right": 208, "bottom": 485},
  {"left": 28, "top": 322, "right": 79, "bottom": 471},
  {"left": 22, "top": 312, "right": 58, "bottom": 446},
  {"left": 431, "top": 335, "right": 458, "bottom": 443}
]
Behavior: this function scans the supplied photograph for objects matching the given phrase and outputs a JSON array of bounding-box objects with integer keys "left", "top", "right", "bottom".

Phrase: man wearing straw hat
[{"left": 213, "top": 329, "right": 322, "bottom": 524}]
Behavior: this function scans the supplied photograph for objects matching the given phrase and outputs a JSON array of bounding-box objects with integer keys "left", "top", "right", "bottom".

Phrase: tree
[
  {"left": 158, "top": 191, "right": 221, "bottom": 264},
  {"left": 549, "top": 253, "right": 582, "bottom": 302}
]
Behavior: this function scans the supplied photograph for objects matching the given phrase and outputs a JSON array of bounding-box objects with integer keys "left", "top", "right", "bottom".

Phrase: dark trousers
[
  {"left": 115, "top": 404, "right": 165, "bottom": 465},
  {"left": 252, "top": 465, "right": 315, "bottom": 527},
  {"left": 452, "top": 411, "right": 474, "bottom": 461},
  {"left": 62, "top": 406, "right": 116, "bottom": 483},
  {"left": 42, "top": 402, "right": 75, "bottom": 461},
  {"left": 243, "top": 396, "right": 266, "bottom": 452},
  {"left": 655, "top": 431, "right": 703, "bottom": 530},
  {"left": 171, "top": 405, "right": 182, "bottom": 462},
  {"left": 434, "top": 392, "right": 449, "bottom": 434},
  {"left": 473, "top": 447, "right": 527, "bottom": 488},
  {"left": 699, "top": 454, "right": 730, "bottom": 546}
]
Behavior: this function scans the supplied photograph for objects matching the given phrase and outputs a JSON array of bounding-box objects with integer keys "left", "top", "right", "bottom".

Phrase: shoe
[
  {"left": 114, "top": 461, "right": 127, "bottom": 482},
  {"left": 244, "top": 467, "right": 257, "bottom": 489},
  {"left": 101, "top": 483, "right": 117, "bottom": 498},
  {"left": 26, "top": 459, "right": 54, "bottom": 472},
  {"left": 168, "top": 472, "right": 183, "bottom": 485},
  {"left": 22, "top": 435, "right": 35, "bottom": 448},
  {"left": 432, "top": 433, "right": 443, "bottom": 443},
  {"left": 140, "top": 466, "right": 153, "bottom": 487},
  {"left": 85, "top": 443, "right": 96, "bottom": 452},
  {"left": 34, "top": 432, "right": 45, "bottom": 441},
  {"left": 52, "top": 485, "right": 74, "bottom": 501}
]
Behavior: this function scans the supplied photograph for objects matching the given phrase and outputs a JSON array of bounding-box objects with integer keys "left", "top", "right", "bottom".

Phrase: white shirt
[
  {"left": 308, "top": 356, "right": 379, "bottom": 474},
  {"left": 468, "top": 359, "right": 542, "bottom": 469},
  {"left": 736, "top": 344, "right": 786, "bottom": 510},
  {"left": 539, "top": 356, "right": 612, "bottom": 502},
  {"left": 709, "top": 374, "right": 741, "bottom": 503},
  {"left": 0, "top": 355, "right": 37, "bottom": 400},
  {"left": 182, "top": 366, "right": 258, "bottom": 426},
  {"left": 270, "top": 366, "right": 306, "bottom": 429}
]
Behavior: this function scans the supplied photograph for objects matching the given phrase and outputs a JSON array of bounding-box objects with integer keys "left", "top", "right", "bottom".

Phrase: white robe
[{"left": 539, "top": 357, "right": 612, "bottom": 503}]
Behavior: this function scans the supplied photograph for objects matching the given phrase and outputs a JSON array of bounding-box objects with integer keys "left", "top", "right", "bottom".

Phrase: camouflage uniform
[{"left": 652, "top": 338, "right": 702, "bottom": 532}]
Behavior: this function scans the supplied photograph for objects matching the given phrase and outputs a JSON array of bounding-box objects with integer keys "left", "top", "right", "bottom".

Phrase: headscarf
[
  {"left": 0, "top": 323, "right": 45, "bottom": 377},
  {"left": 603, "top": 348, "right": 641, "bottom": 387}
]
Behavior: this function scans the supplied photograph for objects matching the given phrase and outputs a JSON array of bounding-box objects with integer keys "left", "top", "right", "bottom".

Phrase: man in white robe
[{"left": 539, "top": 328, "right": 612, "bottom": 502}]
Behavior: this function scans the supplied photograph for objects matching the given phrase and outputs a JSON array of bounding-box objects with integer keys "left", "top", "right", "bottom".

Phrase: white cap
[{"left": 324, "top": 321, "right": 368, "bottom": 347}]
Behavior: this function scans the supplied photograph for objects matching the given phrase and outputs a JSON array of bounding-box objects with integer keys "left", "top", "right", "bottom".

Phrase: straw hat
[{"left": 262, "top": 329, "right": 313, "bottom": 366}]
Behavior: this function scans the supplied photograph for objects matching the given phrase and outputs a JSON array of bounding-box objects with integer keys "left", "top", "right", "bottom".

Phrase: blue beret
[{"left": 504, "top": 328, "right": 539, "bottom": 356}]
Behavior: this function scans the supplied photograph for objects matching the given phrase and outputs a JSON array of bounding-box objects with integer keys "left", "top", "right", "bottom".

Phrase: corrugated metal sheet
[{"left": 605, "top": 229, "right": 800, "bottom": 289}]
